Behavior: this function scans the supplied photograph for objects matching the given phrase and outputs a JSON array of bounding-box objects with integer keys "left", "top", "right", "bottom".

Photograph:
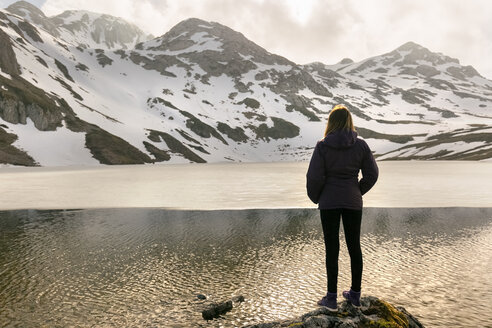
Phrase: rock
[
  {"left": 248, "top": 116, "right": 300, "bottom": 141},
  {"left": 196, "top": 294, "right": 207, "bottom": 300},
  {"left": 0, "top": 75, "right": 64, "bottom": 131},
  {"left": 146, "top": 129, "right": 206, "bottom": 163},
  {"left": 202, "top": 300, "right": 233, "bottom": 320},
  {"left": 232, "top": 295, "right": 245, "bottom": 303},
  {"left": 243, "top": 296, "right": 425, "bottom": 328},
  {"left": 217, "top": 122, "right": 249, "bottom": 143},
  {"left": 201, "top": 295, "right": 245, "bottom": 320}
]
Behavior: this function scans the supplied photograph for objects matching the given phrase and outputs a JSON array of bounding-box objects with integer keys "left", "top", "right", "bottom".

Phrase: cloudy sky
[{"left": 1, "top": 0, "right": 491, "bottom": 79}]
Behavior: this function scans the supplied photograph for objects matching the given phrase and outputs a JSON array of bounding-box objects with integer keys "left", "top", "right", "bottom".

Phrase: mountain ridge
[
  {"left": 6, "top": 1, "right": 153, "bottom": 50},
  {"left": 1, "top": 1, "right": 491, "bottom": 166}
]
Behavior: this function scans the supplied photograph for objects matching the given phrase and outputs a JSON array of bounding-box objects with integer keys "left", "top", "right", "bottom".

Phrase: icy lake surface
[{"left": 0, "top": 161, "right": 491, "bottom": 210}]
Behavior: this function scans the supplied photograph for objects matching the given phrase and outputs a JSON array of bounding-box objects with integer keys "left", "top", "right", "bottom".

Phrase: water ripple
[{"left": 1, "top": 208, "right": 491, "bottom": 327}]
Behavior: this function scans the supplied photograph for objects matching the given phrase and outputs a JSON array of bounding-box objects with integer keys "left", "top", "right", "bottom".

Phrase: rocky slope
[{"left": 1, "top": 1, "right": 491, "bottom": 166}]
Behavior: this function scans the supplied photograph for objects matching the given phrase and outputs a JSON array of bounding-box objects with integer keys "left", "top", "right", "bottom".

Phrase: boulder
[
  {"left": 243, "top": 296, "right": 424, "bottom": 328},
  {"left": 201, "top": 295, "right": 245, "bottom": 320}
]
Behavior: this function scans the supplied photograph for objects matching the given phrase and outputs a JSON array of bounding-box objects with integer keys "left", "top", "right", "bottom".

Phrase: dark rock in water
[
  {"left": 201, "top": 295, "right": 245, "bottom": 320},
  {"left": 243, "top": 296, "right": 424, "bottom": 328},
  {"left": 202, "top": 300, "right": 233, "bottom": 320},
  {"left": 196, "top": 294, "right": 207, "bottom": 300},
  {"left": 232, "top": 295, "right": 245, "bottom": 303}
]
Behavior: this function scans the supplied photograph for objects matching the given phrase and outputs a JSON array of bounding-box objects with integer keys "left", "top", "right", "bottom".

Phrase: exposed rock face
[
  {"left": 17, "top": 20, "right": 43, "bottom": 43},
  {"left": 249, "top": 117, "right": 300, "bottom": 141},
  {"left": 147, "top": 129, "right": 206, "bottom": 163},
  {"left": 243, "top": 296, "right": 425, "bottom": 328},
  {"left": 0, "top": 75, "right": 64, "bottom": 130},
  {"left": 85, "top": 127, "right": 153, "bottom": 165},
  {"left": 0, "top": 29, "right": 21, "bottom": 76},
  {"left": 217, "top": 122, "right": 249, "bottom": 142},
  {"left": 0, "top": 125, "right": 37, "bottom": 166}
]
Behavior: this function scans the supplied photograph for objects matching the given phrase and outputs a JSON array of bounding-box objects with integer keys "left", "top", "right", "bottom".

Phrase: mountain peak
[
  {"left": 396, "top": 41, "right": 423, "bottom": 51},
  {"left": 172, "top": 17, "right": 213, "bottom": 30},
  {"left": 339, "top": 58, "right": 354, "bottom": 65},
  {"left": 49, "top": 9, "right": 152, "bottom": 50},
  {"left": 53, "top": 9, "right": 134, "bottom": 25},
  {"left": 6, "top": 0, "right": 60, "bottom": 36},
  {"left": 144, "top": 17, "right": 294, "bottom": 67},
  {"left": 6, "top": 1, "right": 45, "bottom": 17},
  {"left": 163, "top": 17, "right": 240, "bottom": 43},
  {"left": 390, "top": 41, "right": 460, "bottom": 66}
]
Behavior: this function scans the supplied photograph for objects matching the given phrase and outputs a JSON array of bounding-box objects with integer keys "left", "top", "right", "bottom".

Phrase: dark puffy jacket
[{"left": 306, "top": 129, "right": 378, "bottom": 210}]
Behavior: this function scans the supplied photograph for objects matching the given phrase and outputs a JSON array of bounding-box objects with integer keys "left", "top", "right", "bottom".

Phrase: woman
[{"left": 306, "top": 104, "right": 378, "bottom": 311}]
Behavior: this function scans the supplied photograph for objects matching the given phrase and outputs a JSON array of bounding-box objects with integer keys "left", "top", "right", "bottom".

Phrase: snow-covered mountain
[
  {"left": 6, "top": 1, "right": 153, "bottom": 50},
  {"left": 1, "top": 1, "right": 491, "bottom": 166}
]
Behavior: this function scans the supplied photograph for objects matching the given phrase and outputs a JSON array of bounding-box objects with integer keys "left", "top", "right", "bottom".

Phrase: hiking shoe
[
  {"left": 317, "top": 292, "right": 337, "bottom": 311},
  {"left": 342, "top": 289, "right": 361, "bottom": 307}
]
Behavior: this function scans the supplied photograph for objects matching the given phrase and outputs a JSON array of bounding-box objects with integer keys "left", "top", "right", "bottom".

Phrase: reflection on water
[{"left": 1, "top": 208, "right": 491, "bottom": 327}]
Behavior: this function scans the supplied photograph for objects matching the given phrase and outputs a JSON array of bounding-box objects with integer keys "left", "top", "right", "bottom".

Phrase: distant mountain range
[{"left": 1, "top": 1, "right": 491, "bottom": 166}]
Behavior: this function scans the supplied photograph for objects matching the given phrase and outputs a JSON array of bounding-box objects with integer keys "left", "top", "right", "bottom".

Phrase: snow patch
[
  {"left": 12, "top": 119, "right": 100, "bottom": 166},
  {"left": 0, "top": 70, "right": 12, "bottom": 79}
]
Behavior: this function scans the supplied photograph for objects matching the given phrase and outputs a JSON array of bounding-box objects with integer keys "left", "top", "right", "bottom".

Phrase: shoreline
[{"left": 1, "top": 205, "right": 491, "bottom": 211}]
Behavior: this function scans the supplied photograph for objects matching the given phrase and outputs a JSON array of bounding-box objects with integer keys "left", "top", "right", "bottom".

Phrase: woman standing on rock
[{"left": 306, "top": 104, "right": 378, "bottom": 311}]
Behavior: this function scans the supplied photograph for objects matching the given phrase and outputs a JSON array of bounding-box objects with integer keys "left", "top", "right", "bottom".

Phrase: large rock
[
  {"left": 243, "top": 296, "right": 424, "bottom": 328},
  {"left": 200, "top": 295, "right": 245, "bottom": 320}
]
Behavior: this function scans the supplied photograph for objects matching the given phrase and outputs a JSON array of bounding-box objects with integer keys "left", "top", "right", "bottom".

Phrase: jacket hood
[{"left": 321, "top": 130, "right": 358, "bottom": 149}]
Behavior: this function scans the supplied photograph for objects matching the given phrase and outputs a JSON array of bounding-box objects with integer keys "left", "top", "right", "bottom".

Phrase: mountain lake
[{"left": 0, "top": 161, "right": 491, "bottom": 327}]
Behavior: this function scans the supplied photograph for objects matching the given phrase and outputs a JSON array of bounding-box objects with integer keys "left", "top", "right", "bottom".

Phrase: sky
[{"left": 1, "top": 0, "right": 491, "bottom": 79}]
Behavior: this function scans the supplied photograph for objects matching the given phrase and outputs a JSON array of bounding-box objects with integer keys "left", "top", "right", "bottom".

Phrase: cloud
[{"left": 35, "top": 0, "right": 492, "bottom": 78}]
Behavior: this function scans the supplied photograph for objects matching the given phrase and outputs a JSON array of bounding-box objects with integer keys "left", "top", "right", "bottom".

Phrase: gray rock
[
  {"left": 200, "top": 295, "right": 245, "bottom": 321},
  {"left": 245, "top": 296, "right": 425, "bottom": 328},
  {"left": 0, "top": 81, "right": 64, "bottom": 131}
]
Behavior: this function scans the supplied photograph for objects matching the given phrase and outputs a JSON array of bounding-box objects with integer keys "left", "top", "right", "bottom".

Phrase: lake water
[
  {"left": 1, "top": 208, "right": 491, "bottom": 328},
  {"left": 0, "top": 161, "right": 491, "bottom": 327}
]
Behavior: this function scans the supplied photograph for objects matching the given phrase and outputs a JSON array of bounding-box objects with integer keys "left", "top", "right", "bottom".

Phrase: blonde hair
[{"left": 323, "top": 104, "right": 355, "bottom": 137}]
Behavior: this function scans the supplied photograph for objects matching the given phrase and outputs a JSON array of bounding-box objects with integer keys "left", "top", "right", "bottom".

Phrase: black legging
[{"left": 320, "top": 208, "right": 363, "bottom": 293}]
